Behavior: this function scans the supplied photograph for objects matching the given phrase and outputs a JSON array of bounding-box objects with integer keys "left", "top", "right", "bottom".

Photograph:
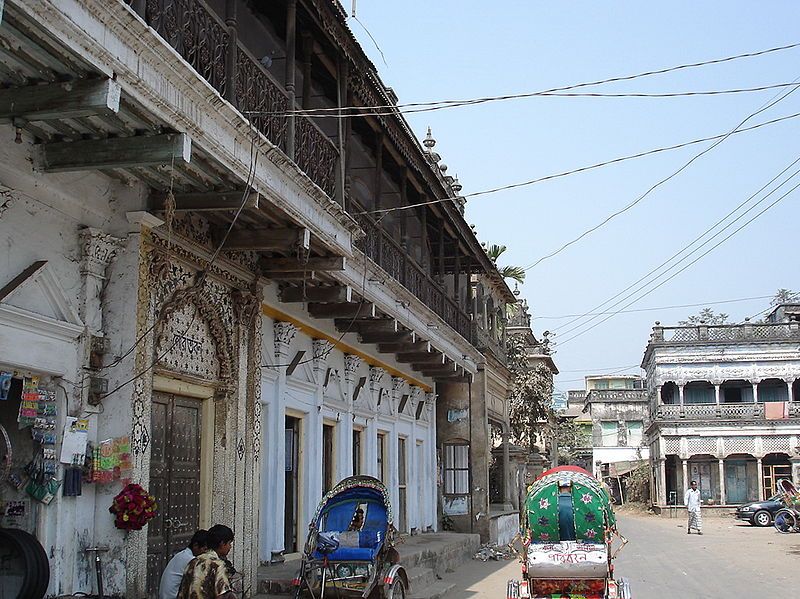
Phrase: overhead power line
[
  {"left": 556, "top": 177, "right": 800, "bottom": 347},
  {"left": 255, "top": 41, "right": 800, "bottom": 118},
  {"left": 552, "top": 153, "right": 800, "bottom": 338},
  {"left": 523, "top": 82, "right": 800, "bottom": 272},
  {"left": 359, "top": 109, "right": 800, "bottom": 216},
  {"left": 533, "top": 295, "right": 773, "bottom": 320}
]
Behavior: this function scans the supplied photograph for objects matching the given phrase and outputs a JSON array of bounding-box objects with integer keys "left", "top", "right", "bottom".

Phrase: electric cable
[
  {"left": 359, "top": 109, "right": 800, "bottom": 216},
  {"left": 553, "top": 155, "right": 800, "bottom": 338},
  {"left": 523, "top": 82, "right": 800, "bottom": 272},
  {"left": 533, "top": 295, "right": 773, "bottom": 320},
  {"left": 254, "top": 83, "right": 800, "bottom": 119},
  {"left": 555, "top": 179, "right": 800, "bottom": 347},
  {"left": 253, "top": 41, "right": 800, "bottom": 117},
  {"left": 550, "top": 153, "right": 800, "bottom": 336},
  {"left": 740, "top": 291, "right": 800, "bottom": 322}
]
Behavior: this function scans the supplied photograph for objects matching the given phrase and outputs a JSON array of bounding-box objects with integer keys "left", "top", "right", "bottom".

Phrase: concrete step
[
  {"left": 408, "top": 580, "right": 456, "bottom": 599},
  {"left": 407, "top": 565, "right": 438, "bottom": 589}
]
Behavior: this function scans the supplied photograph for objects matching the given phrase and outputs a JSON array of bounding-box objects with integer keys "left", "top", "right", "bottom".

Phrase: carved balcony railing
[
  {"left": 651, "top": 322, "right": 800, "bottom": 344},
  {"left": 587, "top": 389, "right": 648, "bottom": 402},
  {"left": 655, "top": 402, "right": 800, "bottom": 420},
  {"left": 471, "top": 321, "right": 506, "bottom": 363},
  {"left": 353, "top": 209, "right": 472, "bottom": 342},
  {"left": 138, "top": 0, "right": 338, "bottom": 198}
]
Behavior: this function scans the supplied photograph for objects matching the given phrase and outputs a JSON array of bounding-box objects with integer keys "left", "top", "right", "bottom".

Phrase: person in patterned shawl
[{"left": 177, "top": 526, "right": 236, "bottom": 599}]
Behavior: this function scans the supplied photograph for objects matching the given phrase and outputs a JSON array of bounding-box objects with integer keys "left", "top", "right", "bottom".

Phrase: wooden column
[
  {"left": 454, "top": 246, "right": 461, "bottom": 304},
  {"left": 374, "top": 133, "right": 384, "bottom": 211},
  {"left": 132, "top": 0, "right": 146, "bottom": 18},
  {"left": 419, "top": 202, "right": 429, "bottom": 271},
  {"left": 437, "top": 220, "right": 445, "bottom": 282},
  {"left": 399, "top": 167, "right": 409, "bottom": 249},
  {"left": 301, "top": 32, "right": 313, "bottom": 110},
  {"left": 224, "top": 0, "right": 238, "bottom": 106},
  {"left": 285, "top": 0, "right": 297, "bottom": 159},
  {"left": 335, "top": 56, "right": 350, "bottom": 209}
]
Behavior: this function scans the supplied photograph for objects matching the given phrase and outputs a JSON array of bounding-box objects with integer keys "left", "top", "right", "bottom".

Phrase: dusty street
[{"left": 439, "top": 512, "right": 800, "bottom": 598}]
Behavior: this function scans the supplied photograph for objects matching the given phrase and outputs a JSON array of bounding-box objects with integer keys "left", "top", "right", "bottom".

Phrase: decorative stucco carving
[
  {"left": 343, "top": 354, "right": 363, "bottom": 385},
  {"left": 80, "top": 227, "right": 123, "bottom": 278},
  {"left": 273, "top": 321, "right": 297, "bottom": 359}
]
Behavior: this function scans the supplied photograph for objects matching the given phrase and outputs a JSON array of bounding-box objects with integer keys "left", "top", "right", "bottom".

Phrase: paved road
[{"left": 440, "top": 512, "right": 800, "bottom": 598}]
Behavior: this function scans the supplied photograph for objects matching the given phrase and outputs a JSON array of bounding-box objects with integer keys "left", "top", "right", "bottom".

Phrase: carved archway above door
[{"left": 154, "top": 280, "right": 236, "bottom": 399}]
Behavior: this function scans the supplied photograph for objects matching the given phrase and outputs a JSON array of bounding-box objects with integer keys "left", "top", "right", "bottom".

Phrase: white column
[
  {"left": 409, "top": 417, "right": 419, "bottom": 531},
  {"left": 678, "top": 384, "right": 685, "bottom": 405},
  {"left": 787, "top": 380, "right": 795, "bottom": 403},
  {"left": 305, "top": 405, "right": 323, "bottom": 530},
  {"left": 427, "top": 394, "right": 438, "bottom": 531},
  {"left": 365, "top": 416, "right": 378, "bottom": 477},
  {"left": 757, "top": 457, "right": 765, "bottom": 501},
  {"left": 752, "top": 382, "right": 759, "bottom": 403},
  {"left": 271, "top": 322, "right": 297, "bottom": 559},
  {"left": 718, "top": 459, "right": 726, "bottom": 505},
  {"left": 338, "top": 414, "right": 353, "bottom": 481},
  {"left": 388, "top": 422, "right": 400, "bottom": 524},
  {"left": 714, "top": 384, "right": 721, "bottom": 405},
  {"left": 682, "top": 460, "right": 689, "bottom": 503},
  {"left": 658, "top": 458, "right": 667, "bottom": 506}
]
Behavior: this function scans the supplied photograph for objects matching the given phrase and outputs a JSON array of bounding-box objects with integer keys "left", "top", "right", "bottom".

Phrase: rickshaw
[
  {"left": 507, "top": 466, "right": 631, "bottom": 599},
  {"left": 292, "top": 475, "right": 409, "bottom": 599},
  {"left": 773, "top": 478, "right": 800, "bottom": 534}
]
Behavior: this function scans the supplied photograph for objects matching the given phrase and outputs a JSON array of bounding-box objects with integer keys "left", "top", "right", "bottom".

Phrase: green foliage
[
  {"left": 771, "top": 288, "right": 796, "bottom": 306},
  {"left": 554, "top": 418, "right": 590, "bottom": 464},
  {"left": 623, "top": 462, "right": 651, "bottom": 504},
  {"left": 507, "top": 333, "right": 553, "bottom": 451},
  {"left": 678, "top": 307, "right": 728, "bottom": 326},
  {"left": 486, "top": 243, "right": 526, "bottom": 284}
]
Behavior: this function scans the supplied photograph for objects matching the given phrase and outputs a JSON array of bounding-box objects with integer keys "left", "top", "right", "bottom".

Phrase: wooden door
[
  {"left": 763, "top": 464, "right": 792, "bottom": 498},
  {"left": 147, "top": 392, "right": 203, "bottom": 598}
]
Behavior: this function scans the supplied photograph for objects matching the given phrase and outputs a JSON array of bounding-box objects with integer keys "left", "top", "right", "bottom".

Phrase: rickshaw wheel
[{"left": 383, "top": 579, "right": 406, "bottom": 599}]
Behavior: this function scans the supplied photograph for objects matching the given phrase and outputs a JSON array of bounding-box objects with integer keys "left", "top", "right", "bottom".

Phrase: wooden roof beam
[
  {"left": 396, "top": 351, "right": 444, "bottom": 365},
  {"left": 280, "top": 284, "right": 352, "bottom": 303},
  {"left": 223, "top": 227, "right": 310, "bottom": 252},
  {"left": 308, "top": 302, "right": 376, "bottom": 319},
  {"left": 40, "top": 133, "right": 191, "bottom": 172},
  {"left": 335, "top": 318, "right": 398, "bottom": 335},
  {"left": 263, "top": 256, "right": 345, "bottom": 273},
  {"left": 150, "top": 190, "right": 259, "bottom": 212},
  {"left": 377, "top": 340, "right": 431, "bottom": 354},
  {"left": 0, "top": 78, "right": 121, "bottom": 122}
]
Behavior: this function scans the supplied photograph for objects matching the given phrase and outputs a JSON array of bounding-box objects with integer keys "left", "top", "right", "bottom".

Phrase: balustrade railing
[
  {"left": 654, "top": 322, "right": 800, "bottom": 343},
  {"left": 588, "top": 389, "right": 648, "bottom": 402},
  {"left": 655, "top": 402, "right": 800, "bottom": 420},
  {"left": 353, "top": 209, "right": 472, "bottom": 342},
  {"left": 138, "top": 0, "right": 338, "bottom": 197}
]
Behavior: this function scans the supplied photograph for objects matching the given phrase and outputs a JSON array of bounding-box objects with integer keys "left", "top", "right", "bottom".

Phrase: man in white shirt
[
  {"left": 684, "top": 480, "right": 703, "bottom": 535},
  {"left": 159, "top": 529, "right": 209, "bottom": 599}
]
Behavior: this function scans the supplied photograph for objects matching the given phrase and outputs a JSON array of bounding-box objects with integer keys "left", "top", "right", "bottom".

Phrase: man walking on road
[{"left": 685, "top": 480, "right": 703, "bottom": 535}]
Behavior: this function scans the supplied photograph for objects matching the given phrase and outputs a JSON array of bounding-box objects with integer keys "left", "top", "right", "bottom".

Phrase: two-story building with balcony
[
  {"left": 642, "top": 307, "right": 800, "bottom": 513},
  {"left": 575, "top": 375, "right": 649, "bottom": 500},
  {"left": 0, "top": 1, "right": 511, "bottom": 596}
]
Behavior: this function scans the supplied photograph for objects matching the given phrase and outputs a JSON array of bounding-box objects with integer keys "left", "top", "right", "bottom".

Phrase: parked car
[{"left": 734, "top": 494, "right": 785, "bottom": 526}]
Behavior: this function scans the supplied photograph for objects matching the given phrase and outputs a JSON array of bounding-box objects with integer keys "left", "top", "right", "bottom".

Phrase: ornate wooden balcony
[
  {"left": 353, "top": 210, "right": 472, "bottom": 342},
  {"left": 140, "top": 0, "right": 337, "bottom": 197}
]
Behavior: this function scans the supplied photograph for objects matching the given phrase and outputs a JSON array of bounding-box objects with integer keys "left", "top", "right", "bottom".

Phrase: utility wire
[
  {"left": 556, "top": 179, "right": 800, "bottom": 347},
  {"left": 359, "top": 109, "right": 800, "bottom": 216},
  {"left": 523, "top": 82, "right": 800, "bottom": 272},
  {"left": 741, "top": 291, "right": 800, "bottom": 322},
  {"left": 552, "top": 154, "right": 800, "bottom": 338},
  {"left": 253, "top": 41, "right": 800, "bottom": 117},
  {"left": 533, "top": 295, "right": 774, "bottom": 320},
  {"left": 251, "top": 83, "right": 800, "bottom": 119}
]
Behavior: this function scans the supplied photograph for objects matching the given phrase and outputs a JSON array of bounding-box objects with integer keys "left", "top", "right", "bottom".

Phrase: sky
[{"left": 344, "top": 1, "right": 799, "bottom": 394}]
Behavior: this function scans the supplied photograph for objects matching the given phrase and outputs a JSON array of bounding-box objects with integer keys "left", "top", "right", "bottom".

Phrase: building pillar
[
  {"left": 757, "top": 457, "right": 765, "bottom": 501},
  {"left": 718, "top": 458, "right": 726, "bottom": 505},
  {"left": 752, "top": 382, "right": 759, "bottom": 403},
  {"left": 503, "top": 424, "right": 513, "bottom": 506},
  {"left": 284, "top": 0, "right": 297, "bottom": 159},
  {"left": 787, "top": 379, "right": 795, "bottom": 403},
  {"left": 678, "top": 384, "right": 685, "bottom": 406},
  {"left": 714, "top": 384, "right": 721, "bottom": 405},
  {"left": 657, "top": 458, "right": 667, "bottom": 506},
  {"left": 682, "top": 459, "right": 689, "bottom": 503}
]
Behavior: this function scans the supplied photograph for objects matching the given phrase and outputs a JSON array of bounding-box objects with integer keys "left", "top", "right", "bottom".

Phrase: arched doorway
[
  {"left": 762, "top": 453, "right": 792, "bottom": 497},
  {"left": 724, "top": 454, "right": 757, "bottom": 504}
]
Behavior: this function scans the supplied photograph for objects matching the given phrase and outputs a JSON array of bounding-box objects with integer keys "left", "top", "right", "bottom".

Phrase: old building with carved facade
[
  {"left": 642, "top": 306, "right": 800, "bottom": 512},
  {"left": 0, "top": 1, "right": 510, "bottom": 596}
]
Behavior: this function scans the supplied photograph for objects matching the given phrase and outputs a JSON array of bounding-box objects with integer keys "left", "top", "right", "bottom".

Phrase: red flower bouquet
[{"left": 109, "top": 483, "right": 157, "bottom": 530}]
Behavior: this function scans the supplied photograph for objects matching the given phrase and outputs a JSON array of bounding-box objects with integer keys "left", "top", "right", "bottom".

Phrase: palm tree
[{"left": 485, "top": 244, "right": 526, "bottom": 284}]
